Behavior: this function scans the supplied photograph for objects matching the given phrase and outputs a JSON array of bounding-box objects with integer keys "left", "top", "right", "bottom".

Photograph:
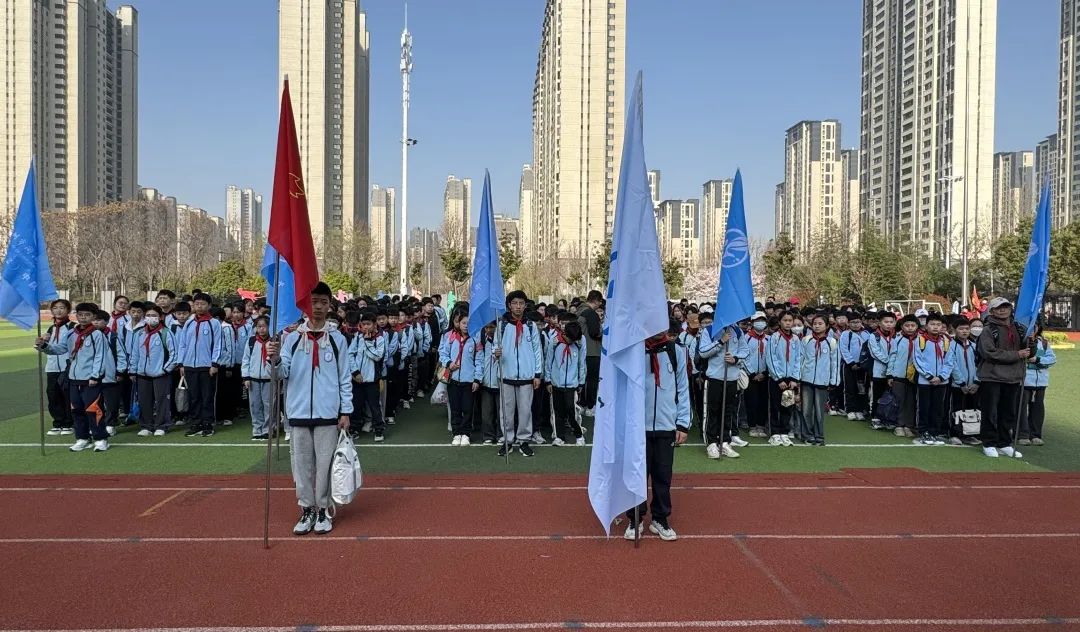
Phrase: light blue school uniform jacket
[
  {"left": 277, "top": 328, "right": 353, "bottom": 423},
  {"left": 839, "top": 330, "right": 868, "bottom": 367},
  {"left": 698, "top": 325, "right": 749, "bottom": 381},
  {"left": 350, "top": 333, "right": 388, "bottom": 383},
  {"left": 545, "top": 334, "right": 586, "bottom": 389},
  {"left": 43, "top": 320, "right": 75, "bottom": 373},
  {"left": 886, "top": 333, "right": 919, "bottom": 380},
  {"left": 438, "top": 332, "right": 481, "bottom": 384},
  {"left": 1025, "top": 338, "right": 1057, "bottom": 388},
  {"left": 180, "top": 316, "right": 227, "bottom": 369},
  {"left": 42, "top": 325, "right": 106, "bottom": 382},
  {"left": 380, "top": 327, "right": 397, "bottom": 377},
  {"left": 241, "top": 335, "right": 273, "bottom": 382},
  {"left": 477, "top": 338, "right": 501, "bottom": 389},
  {"left": 497, "top": 316, "right": 544, "bottom": 383},
  {"left": 912, "top": 333, "right": 955, "bottom": 386},
  {"left": 765, "top": 331, "right": 803, "bottom": 382},
  {"left": 799, "top": 334, "right": 841, "bottom": 387},
  {"left": 677, "top": 331, "right": 700, "bottom": 374},
  {"left": 644, "top": 341, "right": 691, "bottom": 433},
  {"left": 223, "top": 323, "right": 251, "bottom": 366},
  {"left": 741, "top": 330, "right": 770, "bottom": 376},
  {"left": 950, "top": 338, "right": 979, "bottom": 387},
  {"left": 867, "top": 330, "right": 897, "bottom": 379},
  {"left": 128, "top": 326, "right": 179, "bottom": 378}
]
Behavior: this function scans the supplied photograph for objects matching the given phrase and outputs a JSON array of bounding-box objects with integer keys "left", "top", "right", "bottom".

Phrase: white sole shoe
[
  {"left": 720, "top": 443, "right": 741, "bottom": 458},
  {"left": 729, "top": 436, "right": 749, "bottom": 448},
  {"left": 648, "top": 521, "right": 678, "bottom": 541}
]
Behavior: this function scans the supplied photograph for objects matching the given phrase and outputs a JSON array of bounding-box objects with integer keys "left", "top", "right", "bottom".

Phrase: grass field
[{"left": 0, "top": 320, "right": 1076, "bottom": 475}]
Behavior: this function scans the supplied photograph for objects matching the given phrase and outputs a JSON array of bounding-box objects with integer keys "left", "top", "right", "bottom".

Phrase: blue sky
[{"left": 126, "top": 0, "right": 1060, "bottom": 239}]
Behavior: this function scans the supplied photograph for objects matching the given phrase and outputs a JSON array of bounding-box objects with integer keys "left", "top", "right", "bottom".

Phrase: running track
[{"left": 2, "top": 468, "right": 1080, "bottom": 631}]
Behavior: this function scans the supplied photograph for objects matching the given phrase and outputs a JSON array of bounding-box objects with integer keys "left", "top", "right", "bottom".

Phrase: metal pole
[
  {"left": 961, "top": 200, "right": 970, "bottom": 310},
  {"left": 944, "top": 178, "right": 952, "bottom": 269},
  {"left": 398, "top": 8, "right": 412, "bottom": 297},
  {"left": 263, "top": 253, "right": 282, "bottom": 550},
  {"left": 37, "top": 314, "right": 46, "bottom": 456}
]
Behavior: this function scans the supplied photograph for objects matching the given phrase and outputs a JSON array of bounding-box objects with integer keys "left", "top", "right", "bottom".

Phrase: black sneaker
[
  {"left": 201, "top": 427, "right": 216, "bottom": 437},
  {"left": 184, "top": 426, "right": 202, "bottom": 437},
  {"left": 251, "top": 434, "right": 269, "bottom": 441},
  {"left": 519, "top": 442, "right": 535, "bottom": 458},
  {"left": 498, "top": 443, "right": 509, "bottom": 457}
]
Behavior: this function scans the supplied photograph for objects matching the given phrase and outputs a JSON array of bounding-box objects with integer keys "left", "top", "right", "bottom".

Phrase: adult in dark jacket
[
  {"left": 976, "top": 297, "right": 1030, "bottom": 459},
  {"left": 577, "top": 290, "right": 604, "bottom": 416}
]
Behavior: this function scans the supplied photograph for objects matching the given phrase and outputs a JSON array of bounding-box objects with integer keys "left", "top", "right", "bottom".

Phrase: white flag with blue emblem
[{"left": 587, "top": 73, "right": 668, "bottom": 534}]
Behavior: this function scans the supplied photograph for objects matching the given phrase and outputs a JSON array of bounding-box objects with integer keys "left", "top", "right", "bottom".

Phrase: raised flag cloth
[
  {"left": 710, "top": 170, "right": 755, "bottom": 334},
  {"left": 467, "top": 171, "right": 505, "bottom": 338},
  {"left": 0, "top": 159, "right": 58, "bottom": 329},
  {"left": 1015, "top": 184, "right": 1052, "bottom": 332}
]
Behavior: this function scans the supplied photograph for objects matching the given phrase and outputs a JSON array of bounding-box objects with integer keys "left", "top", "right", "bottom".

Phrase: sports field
[{"left": 2, "top": 321, "right": 1080, "bottom": 631}]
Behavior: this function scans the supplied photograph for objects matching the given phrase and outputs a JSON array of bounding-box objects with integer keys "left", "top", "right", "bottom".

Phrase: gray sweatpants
[
  {"left": 500, "top": 383, "right": 534, "bottom": 444},
  {"left": 290, "top": 424, "right": 338, "bottom": 509},
  {"left": 248, "top": 381, "right": 272, "bottom": 436}
]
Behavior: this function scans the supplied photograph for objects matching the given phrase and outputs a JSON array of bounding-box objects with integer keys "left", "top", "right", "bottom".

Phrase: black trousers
[
  {"left": 626, "top": 431, "right": 676, "bottom": 527},
  {"left": 101, "top": 382, "right": 120, "bottom": 429},
  {"left": 446, "top": 381, "right": 473, "bottom": 436},
  {"left": 169, "top": 369, "right": 183, "bottom": 421},
  {"left": 843, "top": 365, "right": 869, "bottom": 415},
  {"left": 478, "top": 388, "right": 500, "bottom": 441},
  {"left": 356, "top": 381, "right": 385, "bottom": 434},
  {"left": 68, "top": 381, "right": 107, "bottom": 441},
  {"left": 743, "top": 377, "right": 769, "bottom": 430},
  {"left": 46, "top": 372, "right": 71, "bottom": 428},
  {"left": 871, "top": 377, "right": 890, "bottom": 420},
  {"left": 980, "top": 381, "right": 1021, "bottom": 449},
  {"left": 137, "top": 375, "right": 173, "bottom": 431},
  {"left": 551, "top": 387, "right": 582, "bottom": 440},
  {"left": 768, "top": 380, "right": 794, "bottom": 434},
  {"left": 582, "top": 356, "right": 600, "bottom": 409},
  {"left": 950, "top": 387, "right": 979, "bottom": 438},
  {"left": 531, "top": 382, "right": 552, "bottom": 437},
  {"left": 216, "top": 365, "right": 241, "bottom": 421},
  {"left": 184, "top": 368, "right": 216, "bottom": 429},
  {"left": 890, "top": 379, "right": 917, "bottom": 428},
  {"left": 705, "top": 378, "right": 738, "bottom": 444},
  {"left": 916, "top": 384, "right": 947, "bottom": 436},
  {"left": 1019, "top": 387, "right": 1046, "bottom": 440}
]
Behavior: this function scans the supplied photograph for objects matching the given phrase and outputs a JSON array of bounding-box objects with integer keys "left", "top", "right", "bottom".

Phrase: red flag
[
  {"left": 267, "top": 79, "right": 319, "bottom": 317},
  {"left": 237, "top": 288, "right": 259, "bottom": 301},
  {"left": 970, "top": 285, "right": 980, "bottom": 310}
]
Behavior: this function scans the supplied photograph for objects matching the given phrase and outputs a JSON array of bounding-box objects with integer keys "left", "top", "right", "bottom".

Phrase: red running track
[{"left": 1, "top": 469, "right": 1080, "bottom": 631}]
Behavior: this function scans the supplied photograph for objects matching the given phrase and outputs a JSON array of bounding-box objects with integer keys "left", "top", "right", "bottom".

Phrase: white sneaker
[
  {"left": 93, "top": 439, "right": 109, "bottom": 452},
  {"left": 402, "top": 401, "right": 411, "bottom": 410},
  {"left": 584, "top": 408, "right": 595, "bottom": 417},
  {"left": 847, "top": 412, "right": 858, "bottom": 420},
  {"left": 137, "top": 429, "right": 152, "bottom": 437},
  {"left": 532, "top": 433, "right": 546, "bottom": 445},
  {"left": 982, "top": 446, "right": 1000, "bottom": 458},
  {"left": 729, "top": 435, "right": 749, "bottom": 448},
  {"left": 69, "top": 439, "right": 92, "bottom": 452},
  {"left": 721, "top": 443, "right": 741, "bottom": 458},
  {"left": 417, "top": 390, "right": 426, "bottom": 399},
  {"left": 313, "top": 509, "right": 333, "bottom": 534},
  {"left": 222, "top": 419, "right": 233, "bottom": 426},
  {"left": 460, "top": 435, "right": 470, "bottom": 446},
  {"left": 361, "top": 421, "right": 373, "bottom": 433},
  {"left": 293, "top": 508, "right": 317, "bottom": 535},
  {"left": 649, "top": 521, "right": 677, "bottom": 541},
  {"left": 46, "top": 428, "right": 63, "bottom": 436},
  {"left": 768, "top": 434, "right": 784, "bottom": 446},
  {"left": 706, "top": 443, "right": 721, "bottom": 459},
  {"left": 575, "top": 437, "right": 586, "bottom": 447},
  {"left": 386, "top": 416, "right": 396, "bottom": 425},
  {"left": 948, "top": 437, "right": 963, "bottom": 446},
  {"left": 856, "top": 413, "right": 866, "bottom": 421},
  {"left": 551, "top": 437, "right": 566, "bottom": 446},
  {"left": 780, "top": 435, "right": 794, "bottom": 447},
  {"left": 284, "top": 432, "right": 291, "bottom": 442},
  {"left": 623, "top": 522, "right": 643, "bottom": 540},
  {"left": 999, "top": 446, "right": 1023, "bottom": 459},
  {"left": 59, "top": 428, "right": 74, "bottom": 435},
  {"left": 153, "top": 429, "right": 165, "bottom": 437},
  {"left": 451, "top": 435, "right": 462, "bottom": 446},
  {"left": 105, "top": 426, "right": 116, "bottom": 436},
  {"left": 447, "top": 421, "right": 452, "bottom": 432}
]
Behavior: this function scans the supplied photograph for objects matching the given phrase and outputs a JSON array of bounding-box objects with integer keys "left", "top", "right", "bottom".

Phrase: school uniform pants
[
  {"left": 890, "top": 379, "right": 917, "bottom": 428},
  {"left": 1019, "top": 386, "right": 1047, "bottom": 440},
  {"left": 531, "top": 382, "right": 553, "bottom": 438},
  {"left": 355, "top": 381, "right": 385, "bottom": 435},
  {"left": 101, "top": 382, "right": 120, "bottom": 430},
  {"left": 46, "top": 371, "right": 71, "bottom": 429},
  {"left": 169, "top": 369, "right": 183, "bottom": 421},
  {"left": 479, "top": 388, "right": 501, "bottom": 442},
  {"left": 68, "top": 381, "right": 107, "bottom": 441},
  {"left": 799, "top": 383, "right": 828, "bottom": 443},
  {"left": 768, "top": 380, "right": 794, "bottom": 435},
  {"left": 184, "top": 368, "right": 216, "bottom": 430},
  {"left": 828, "top": 373, "right": 845, "bottom": 411},
  {"left": 551, "top": 387, "right": 583, "bottom": 441},
  {"left": 499, "top": 382, "right": 534, "bottom": 444},
  {"left": 583, "top": 356, "right": 601, "bottom": 409},
  {"left": 949, "top": 387, "right": 979, "bottom": 439},
  {"left": 705, "top": 378, "right": 739, "bottom": 444},
  {"left": 690, "top": 375, "right": 705, "bottom": 425},
  {"left": 843, "top": 365, "right": 869, "bottom": 416},
  {"left": 248, "top": 380, "right": 272, "bottom": 436},
  {"left": 289, "top": 423, "right": 338, "bottom": 510},
  {"left": 625, "top": 431, "right": 676, "bottom": 528},
  {"left": 447, "top": 381, "right": 474, "bottom": 437},
  {"left": 743, "top": 377, "right": 770, "bottom": 430},
  {"left": 979, "top": 381, "right": 1021, "bottom": 449},
  {"left": 215, "top": 365, "right": 241, "bottom": 421},
  {"left": 916, "top": 384, "right": 947, "bottom": 437},
  {"left": 137, "top": 375, "right": 173, "bottom": 432}
]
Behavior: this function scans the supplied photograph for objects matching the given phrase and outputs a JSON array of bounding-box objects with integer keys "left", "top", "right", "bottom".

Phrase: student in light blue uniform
[
  {"left": 799, "top": 314, "right": 840, "bottom": 445},
  {"left": 350, "top": 310, "right": 388, "bottom": 442},
  {"left": 438, "top": 311, "right": 480, "bottom": 445},
  {"left": 1020, "top": 323, "right": 1057, "bottom": 445},
  {"left": 698, "top": 315, "right": 749, "bottom": 458},
  {"left": 130, "top": 305, "right": 179, "bottom": 436},
  {"left": 838, "top": 313, "right": 870, "bottom": 420},
  {"left": 92, "top": 310, "right": 123, "bottom": 437},
  {"left": 887, "top": 316, "right": 921, "bottom": 436},
  {"left": 476, "top": 321, "right": 503, "bottom": 445},
  {"left": 912, "top": 313, "right": 955, "bottom": 444},
  {"left": 546, "top": 313, "right": 587, "bottom": 446},
  {"left": 866, "top": 312, "right": 898, "bottom": 428},
  {"left": 179, "top": 293, "right": 227, "bottom": 437},
  {"left": 765, "top": 311, "right": 802, "bottom": 446},
  {"left": 742, "top": 311, "right": 772, "bottom": 438},
  {"left": 241, "top": 316, "right": 274, "bottom": 440},
  {"left": 495, "top": 291, "right": 544, "bottom": 457},
  {"left": 43, "top": 299, "right": 76, "bottom": 434},
  {"left": 948, "top": 317, "right": 981, "bottom": 445}
]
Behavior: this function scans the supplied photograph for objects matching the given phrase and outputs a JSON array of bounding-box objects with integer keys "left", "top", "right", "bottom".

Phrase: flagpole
[
  {"left": 263, "top": 253, "right": 282, "bottom": 550},
  {"left": 37, "top": 314, "right": 45, "bottom": 456}
]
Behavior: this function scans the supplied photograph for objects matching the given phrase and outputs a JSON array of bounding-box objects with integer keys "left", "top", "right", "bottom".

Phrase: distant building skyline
[{"left": 225, "top": 186, "right": 263, "bottom": 253}]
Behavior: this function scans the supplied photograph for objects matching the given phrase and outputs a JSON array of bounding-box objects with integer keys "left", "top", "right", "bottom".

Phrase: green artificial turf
[{"left": 0, "top": 337, "right": 1076, "bottom": 476}]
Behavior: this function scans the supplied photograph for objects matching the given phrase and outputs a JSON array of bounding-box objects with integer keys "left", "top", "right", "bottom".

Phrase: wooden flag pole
[
  {"left": 37, "top": 313, "right": 46, "bottom": 456},
  {"left": 263, "top": 254, "right": 282, "bottom": 550}
]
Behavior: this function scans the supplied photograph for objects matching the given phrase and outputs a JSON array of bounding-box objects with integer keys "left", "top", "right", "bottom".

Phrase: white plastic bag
[
  {"left": 430, "top": 381, "right": 448, "bottom": 405},
  {"left": 953, "top": 409, "right": 981, "bottom": 436},
  {"left": 174, "top": 375, "right": 189, "bottom": 414},
  {"left": 331, "top": 430, "right": 362, "bottom": 506}
]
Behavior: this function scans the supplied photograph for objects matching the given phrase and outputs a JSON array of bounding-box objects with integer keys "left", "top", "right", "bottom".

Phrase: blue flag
[
  {"left": 261, "top": 243, "right": 301, "bottom": 333},
  {"left": 0, "top": 159, "right": 58, "bottom": 329},
  {"left": 710, "top": 170, "right": 756, "bottom": 334},
  {"left": 1015, "top": 183, "right": 1052, "bottom": 332},
  {"left": 467, "top": 170, "right": 504, "bottom": 338},
  {"left": 587, "top": 73, "right": 668, "bottom": 535}
]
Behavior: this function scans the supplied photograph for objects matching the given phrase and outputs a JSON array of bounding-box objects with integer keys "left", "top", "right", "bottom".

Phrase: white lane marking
[{"left": 1, "top": 484, "right": 1078, "bottom": 492}]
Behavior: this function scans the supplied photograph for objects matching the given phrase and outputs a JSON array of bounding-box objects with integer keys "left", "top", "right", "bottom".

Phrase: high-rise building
[
  {"left": 278, "top": 0, "right": 370, "bottom": 250},
  {"left": 1035, "top": 134, "right": 1059, "bottom": 221},
  {"left": 991, "top": 151, "right": 1035, "bottom": 241},
  {"left": 840, "top": 148, "right": 861, "bottom": 249},
  {"left": 656, "top": 199, "right": 700, "bottom": 270},
  {"left": 780, "top": 120, "right": 843, "bottom": 259},
  {"left": 1, "top": 2, "right": 138, "bottom": 215},
  {"left": 369, "top": 185, "right": 396, "bottom": 272},
  {"left": 225, "top": 186, "right": 263, "bottom": 253},
  {"left": 774, "top": 183, "right": 786, "bottom": 239},
  {"left": 442, "top": 175, "right": 472, "bottom": 249},
  {"left": 860, "top": 0, "right": 996, "bottom": 258},
  {"left": 1058, "top": 0, "right": 1080, "bottom": 227},
  {"left": 518, "top": 164, "right": 536, "bottom": 258},
  {"left": 532, "top": 0, "right": 625, "bottom": 264},
  {"left": 701, "top": 179, "right": 732, "bottom": 266},
  {"left": 648, "top": 170, "right": 661, "bottom": 209},
  {"left": 493, "top": 214, "right": 521, "bottom": 252}
]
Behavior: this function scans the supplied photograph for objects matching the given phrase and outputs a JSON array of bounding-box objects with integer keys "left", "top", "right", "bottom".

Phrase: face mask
[
  {"left": 970, "top": 326, "right": 983, "bottom": 337},
  {"left": 752, "top": 321, "right": 767, "bottom": 332},
  {"left": 791, "top": 325, "right": 805, "bottom": 336},
  {"left": 145, "top": 316, "right": 160, "bottom": 327}
]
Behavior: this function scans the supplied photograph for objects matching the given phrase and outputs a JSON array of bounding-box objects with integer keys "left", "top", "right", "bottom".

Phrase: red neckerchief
[
  {"left": 110, "top": 311, "right": 124, "bottom": 333},
  {"left": 393, "top": 323, "right": 407, "bottom": 333},
  {"left": 448, "top": 330, "right": 467, "bottom": 366},
  {"left": 307, "top": 331, "right": 323, "bottom": 370},
  {"left": 72, "top": 324, "right": 95, "bottom": 355},
  {"left": 1005, "top": 321, "right": 1018, "bottom": 346},
  {"left": 645, "top": 335, "right": 671, "bottom": 387},
  {"left": 812, "top": 332, "right": 828, "bottom": 358},
  {"left": 777, "top": 330, "right": 793, "bottom": 363},
  {"left": 902, "top": 331, "right": 918, "bottom": 364},
  {"left": 193, "top": 313, "right": 212, "bottom": 347},
  {"left": 143, "top": 324, "right": 163, "bottom": 354},
  {"left": 52, "top": 317, "right": 67, "bottom": 341},
  {"left": 921, "top": 332, "right": 944, "bottom": 360},
  {"left": 255, "top": 334, "right": 270, "bottom": 364},
  {"left": 878, "top": 328, "right": 894, "bottom": 353},
  {"left": 748, "top": 329, "right": 767, "bottom": 355},
  {"left": 555, "top": 329, "right": 573, "bottom": 359},
  {"left": 512, "top": 318, "right": 525, "bottom": 345}
]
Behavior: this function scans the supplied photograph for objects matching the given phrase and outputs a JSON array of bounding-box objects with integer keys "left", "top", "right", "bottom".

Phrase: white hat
[
  {"left": 700, "top": 305, "right": 714, "bottom": 314},
  {"left": 914, "top": 308, "right": 929, "bottom": 317},
  {"left": 751, "top": 311, "right": 766, "bottom": 321},
  {"left": 988, "top": 297, "right": 1013, "bottom": 311}
]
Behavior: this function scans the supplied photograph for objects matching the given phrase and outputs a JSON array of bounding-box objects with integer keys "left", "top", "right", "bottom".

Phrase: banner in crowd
[{"left": 0, "top": 159, "right": 58, "bottom": 329}]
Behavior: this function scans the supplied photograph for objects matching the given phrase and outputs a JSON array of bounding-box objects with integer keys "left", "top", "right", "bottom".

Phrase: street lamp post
[
  {"left": 398, "top": 6, "right": 413, "bottom": 297},
  {"left": 940, "top": 173, "right": 965, "bottom": 302}
]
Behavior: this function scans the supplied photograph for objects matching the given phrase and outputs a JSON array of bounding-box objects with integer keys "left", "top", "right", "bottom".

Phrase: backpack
[
  {"left": 648, "top": 343, "right": 682, "bottom": 406},
  {"left": 289, "top": 332, "right": 341, "bottom": 364},
  {"left": 877, "top": 389, "right": 900, "bottom": 426},
  {"left": 330, "top": 429, "right": 362, "bottom": 506},
  {"left": 857, "top": 335, "right": 875, "bottom": 373}
]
